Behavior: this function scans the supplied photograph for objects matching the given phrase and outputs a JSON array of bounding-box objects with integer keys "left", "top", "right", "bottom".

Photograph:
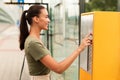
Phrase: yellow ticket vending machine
[{"left": 80, "top": 11, "right": 120, "bottom": 80}]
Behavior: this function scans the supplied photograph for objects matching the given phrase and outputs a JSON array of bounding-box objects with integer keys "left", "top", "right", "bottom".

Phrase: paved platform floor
[{"left": 0, "top": 24, "right": 30, "bottom": 80}]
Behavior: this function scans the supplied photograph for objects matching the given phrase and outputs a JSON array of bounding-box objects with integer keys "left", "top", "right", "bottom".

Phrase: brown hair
[{"left": 19, "top": 5, "right": 45, "bottom": 50}]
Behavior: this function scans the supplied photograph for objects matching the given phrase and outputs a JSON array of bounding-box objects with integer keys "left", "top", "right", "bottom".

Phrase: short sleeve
[{"left": 28, "top": 41, "right": 50, "bottom": 61}]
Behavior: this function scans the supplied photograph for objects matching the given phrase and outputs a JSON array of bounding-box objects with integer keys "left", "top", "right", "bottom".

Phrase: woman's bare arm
[{"left": 40, "top": 33, "right": 92, "bottom": 74}]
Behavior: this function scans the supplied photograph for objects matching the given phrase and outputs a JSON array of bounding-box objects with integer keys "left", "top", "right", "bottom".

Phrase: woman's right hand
[{"left": 79, "top": 33, "right": 92, "bottom": 51}]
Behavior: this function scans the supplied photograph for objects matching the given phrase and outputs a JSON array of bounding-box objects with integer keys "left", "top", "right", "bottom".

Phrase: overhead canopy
[
  {"left": 0, "top": 8, "right": 14, "bottom": 24},
  {"left": 0, "top": 2, "right": 17, "bottom": 24}
]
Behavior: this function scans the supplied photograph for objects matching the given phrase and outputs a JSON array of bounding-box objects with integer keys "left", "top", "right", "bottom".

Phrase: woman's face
[{"left": 37, "top": 9, "right": 50, "bottom": 30}]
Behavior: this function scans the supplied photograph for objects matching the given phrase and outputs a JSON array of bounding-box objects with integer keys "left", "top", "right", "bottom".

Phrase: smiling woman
[
  {"left": 19, "top": 5, "right": 51, "bottom": 80},
  {"left": 19, "top": 5, "right": 92, "bottom": 80}
]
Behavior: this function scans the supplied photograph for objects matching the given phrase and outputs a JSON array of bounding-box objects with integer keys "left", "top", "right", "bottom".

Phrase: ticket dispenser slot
[
  {"left": 80, "top": 14, "right": 93, "bottom": 74},
  {"left": 80, "top": 14, "right": 93, "bottom": 80}
]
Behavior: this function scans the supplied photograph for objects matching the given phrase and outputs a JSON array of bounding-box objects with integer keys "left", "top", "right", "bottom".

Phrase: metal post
[
  {"left": 118, "top": 0, "right": 120, "bottom": 11},
  {"left": 41, "top": 0, "right": 43, "bottom": 3},
  {"left": 79, "top": 0, "right": 85, "bottom": 45},
  {"left": 46, "top": 4, "right": 50, "bottom": 49},
  {"left": 79, "top": 0, "right": 85, "bottom": 80}
]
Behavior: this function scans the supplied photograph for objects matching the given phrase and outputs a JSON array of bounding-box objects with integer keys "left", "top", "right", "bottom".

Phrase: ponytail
[{"left": 19, "top": 10, "right": 29, "bottom": 50}]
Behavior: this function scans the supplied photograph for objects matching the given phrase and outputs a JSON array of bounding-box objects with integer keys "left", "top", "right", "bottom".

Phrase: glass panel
[
  {"left": 50, "top": 0, "right": 79, "bottom": 80},
  {"left": 64, "top": 1, "right": 79, "bottom": 80},
  {"left": 51, "top": 4, "right": 65, "bottom": 80}
]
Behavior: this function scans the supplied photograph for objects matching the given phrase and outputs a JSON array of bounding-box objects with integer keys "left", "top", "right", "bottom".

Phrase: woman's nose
[{"left": 48, "top": 18, "right": 50, "bottom": 23}]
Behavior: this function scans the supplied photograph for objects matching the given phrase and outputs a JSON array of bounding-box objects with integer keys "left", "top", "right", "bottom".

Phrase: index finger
[{"left": 85, "top": 33, "right": 93, "bottom": 38}]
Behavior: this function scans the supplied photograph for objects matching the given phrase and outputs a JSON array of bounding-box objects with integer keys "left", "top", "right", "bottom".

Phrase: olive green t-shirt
[{"left": 24, "top": 35, "right": 50, "bottom": 76}]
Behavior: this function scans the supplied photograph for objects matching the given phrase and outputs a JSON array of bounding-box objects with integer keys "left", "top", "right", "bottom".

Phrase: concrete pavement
[{"left": 0, "top": 24, "right": 30, "bottom": 80}]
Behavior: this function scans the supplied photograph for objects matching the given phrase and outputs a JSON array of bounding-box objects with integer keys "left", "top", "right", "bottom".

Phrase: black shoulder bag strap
[{"left": 19, "top": 55, "right": 25, "bottom": 80}]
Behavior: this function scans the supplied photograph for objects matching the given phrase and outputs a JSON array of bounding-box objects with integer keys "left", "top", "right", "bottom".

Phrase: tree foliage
[{"left": 85, "top": 0, "right": 117, "bottom": 12}]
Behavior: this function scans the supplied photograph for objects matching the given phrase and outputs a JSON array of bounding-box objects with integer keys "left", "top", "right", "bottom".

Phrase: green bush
[{"left": 85, "top": 0, "right": 117, "bottom": 12}]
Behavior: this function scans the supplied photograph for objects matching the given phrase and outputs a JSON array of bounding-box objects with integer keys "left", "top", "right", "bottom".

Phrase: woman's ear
[{"left": 33, "top": 16, "right": 39, "bottom": 23}]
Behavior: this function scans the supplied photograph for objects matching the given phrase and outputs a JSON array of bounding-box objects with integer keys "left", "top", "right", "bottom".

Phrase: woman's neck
[{"left": 29, "top": 25, "right": 41, "bottom": 40}]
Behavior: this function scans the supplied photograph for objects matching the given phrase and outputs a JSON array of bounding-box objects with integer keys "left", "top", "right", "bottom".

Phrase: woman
[{"left": 19, "top": 5, "right": 92, "bottom": 80}]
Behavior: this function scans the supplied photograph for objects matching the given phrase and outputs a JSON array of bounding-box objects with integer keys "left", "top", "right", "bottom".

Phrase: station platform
[
  {"left": 0, "top": 24, "right": 30, "bottom": 80},
  {"left": 0, "top": 24, "right": 77, "bottom": 80}
]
